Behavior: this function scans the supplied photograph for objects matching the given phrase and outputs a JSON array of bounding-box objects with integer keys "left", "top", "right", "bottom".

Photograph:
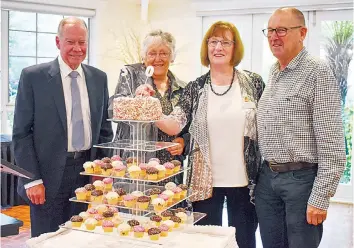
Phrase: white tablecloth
[{"left": 26, "top": 225, "right": 237, "bottom": 248}]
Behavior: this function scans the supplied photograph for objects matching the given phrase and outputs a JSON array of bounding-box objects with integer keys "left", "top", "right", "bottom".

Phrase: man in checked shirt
[{"left": 255, "top": 7, "right": 346, "bottom": 248}]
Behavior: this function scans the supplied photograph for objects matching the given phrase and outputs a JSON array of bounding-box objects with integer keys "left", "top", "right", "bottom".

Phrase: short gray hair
[
  {"left": 57, "top": 17, "right": 88, "bottom": 38},
  {"left": 141, "top": 30, "right": 176, "bottom": 62}
]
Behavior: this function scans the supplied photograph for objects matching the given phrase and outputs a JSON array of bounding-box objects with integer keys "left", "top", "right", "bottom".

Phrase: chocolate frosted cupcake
[
  {"left": 70, "top": 215, "right": 83, "bottom": 228},
  {"left": 137, "top": 196, "right": 151, "bottom": 210},
  {"left": 146, "top": 167, "right": 159, "bottom": 181},
  {"left": 174, "top": 207, "right": 187, "bottom": 214},
  {"left": 126, "top": 157, "right": 137, "bottom": 167},
  {"left": 101, "top": 163, "right": 113, "bottom": 176},
  {"left": 148, "top": 227, "right": 161, "bottom": 240},
  {"left": 170, "top": 160, "right": 181, "bottom": 167},
  {"left": 127, "top": 219, "right": 140, "bottom": 229},
  {"left": 84, "top": 184, "right": 95, "bottom": 200},
  {"left": 102, "top": 157, "right": 112, "bottom": 163},
  {"left": 170, "top": 216, "right": 182, "bottom": 228},
  {"left": 178, "top": 184, "right": 188, "bottom": 198},
  {"left": 161, "top": 210, "right": 174, "bottom": 220},
  {"left": 146, "top": 188, "right": 161, "bottom": 200},
  {"left": 91, "top": 189, "right": 103, "bottom": 203},
  {"left": 114, "top": 188, "right": 126, "bottom": 201},
  {"left": 102, "top": 210, "right": 114, "bottom": 220},
  {"left": 150, "top": 215, "right": 162, "bottom": 226}
]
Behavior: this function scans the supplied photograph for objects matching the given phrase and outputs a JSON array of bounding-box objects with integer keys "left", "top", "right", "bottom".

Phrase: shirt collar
[
  {"left": 58, "top": 54, "right": 83, "bottom": 78},
  {"left": 273, "top": 47, "right": 308, "bottom": 73}
]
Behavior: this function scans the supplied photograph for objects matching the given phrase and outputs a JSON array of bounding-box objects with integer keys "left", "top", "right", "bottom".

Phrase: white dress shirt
[
  {"left": 25, "top": 56, "right": 92, "bottom": 189},
  {"left": 207, "top": 81, "right": 248, "bottom": 187}
]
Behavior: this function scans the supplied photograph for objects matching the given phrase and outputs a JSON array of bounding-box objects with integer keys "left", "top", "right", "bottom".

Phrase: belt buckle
[
  {"left": 268, "top": 161, "right": 277, "bottom": 172},
  {"left": 74, "top": 151, "right": 81, "bottom": 159}
]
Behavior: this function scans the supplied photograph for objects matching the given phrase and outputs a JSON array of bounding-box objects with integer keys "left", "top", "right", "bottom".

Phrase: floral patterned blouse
[{"left": 168, "top": 69, "right": 265, "bottom": 202}]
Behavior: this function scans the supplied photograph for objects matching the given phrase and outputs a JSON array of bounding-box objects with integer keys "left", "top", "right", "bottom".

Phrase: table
[{"left": 26, "top": 225, "right": 238, "bottom": 248}]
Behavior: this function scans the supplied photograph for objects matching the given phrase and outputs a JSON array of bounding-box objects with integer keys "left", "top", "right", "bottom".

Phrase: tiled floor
[{"left": 1, "top": 203, "right": 353, "bottom": 248}]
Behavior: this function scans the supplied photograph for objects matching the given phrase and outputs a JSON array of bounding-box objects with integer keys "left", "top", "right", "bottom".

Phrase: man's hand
[
  {"left": 307, "top": 205, "right": 327, "bottom": 225},
  {"left": 26, "top": 184, "right": 46, "bottom": 205},
  {"left": 135, "top": 84, "right": 155, "bottom": 97},
  {"left": 167, "top": 137, "right": 185, "bottom": 156}
]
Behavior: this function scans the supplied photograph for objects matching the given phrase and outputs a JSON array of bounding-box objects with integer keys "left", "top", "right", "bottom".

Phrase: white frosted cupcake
[
  {"left": 118, "top": 223, "right": 131, "bottom": 236},
  {"left": 93, "top": 180, "right": 104, "bottom": 191},
  {"left": 79, "top": 211, "right": 90, "bottom": 221},
  {"left": 84, "top": 218, "right": 98, "bottom": 230},
  {"left": 165, "top": 182, "right": 177, "bottom": 191},
  {"left": 83, "top": 161, "right": 95, "bottom": 174},
  {"left": 175, "top": 212, "right": 188, "bottom": 223},
  {"left": 155, "top": 164, "right": 166, "bottom": 179},
  {"left": 147, "top": 160, "right": 160, "bottom": 168},
  {"left": 106, "top": 191, "right": 119, "bottom": 205},
  {"left": 161, "top": 220, "right": 174, "bottom": 231},
  {"left": 128, "top": 165, "right": 141, "bottom": 179},
  {"left": 152, "top": 198, "right": 166, "bottom": 212},
  {"left": 131, "top": 191, "right": 144, "bottom": 198}
]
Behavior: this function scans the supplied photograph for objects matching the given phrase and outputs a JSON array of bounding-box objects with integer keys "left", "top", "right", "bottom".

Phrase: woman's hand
[
  {"left": 167, "top": 137, "right": 185, "bottom": 156},
  {"left": 135, "top": 84, "right": 155, "bottom": 96}
]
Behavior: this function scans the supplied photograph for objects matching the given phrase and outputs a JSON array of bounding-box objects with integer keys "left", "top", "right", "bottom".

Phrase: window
[{"left": 1, "top": 10, "right": 90, "bottom": 134}]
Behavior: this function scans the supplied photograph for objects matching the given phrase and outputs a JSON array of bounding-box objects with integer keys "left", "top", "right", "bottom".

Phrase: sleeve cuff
[
  {"left": 308, "top": 190, "right": 331, "bottom": 210},
  {"left": 24, "top": 179, "right": 43, "bottom": 189}
]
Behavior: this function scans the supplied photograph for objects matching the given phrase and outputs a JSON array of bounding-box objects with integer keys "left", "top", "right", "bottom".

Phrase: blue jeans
[{"left": 255, "top": 162, "right": 323, "bottom": 248}]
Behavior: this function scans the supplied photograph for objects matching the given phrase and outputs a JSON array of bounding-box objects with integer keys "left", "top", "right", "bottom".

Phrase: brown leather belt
[{"left": 266, "top": 160, "right": 318, "bottom": 173}]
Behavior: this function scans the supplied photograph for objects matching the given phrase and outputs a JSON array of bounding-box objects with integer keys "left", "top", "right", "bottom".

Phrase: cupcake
[
  {"left": 146, "top": 188, "right": 162, "bottom": 200},
  {"left": 150, "top": 215, "right": 162, "bottom": 226},
  {"left": 102, "top": 220, "right": 114, "bottom": 232},
  {"left": 95, "top": 204, "right": 108, "bottom": 215},
  {"left": 84, "top": 184, "right": 95, "bottom": 200},
  {"left": 174, "top": 207, "right": 187, "bottom": 214},
  {"left": 106, "top": 191, "right": 119, "bottom": 205},
  {"left": 112, "top": 215, "right": 123, "bottom": 227},
  {"left": 84, "top": 218, "right": 97, "bottom": 230},
  {"left": 87, "top": 207, "right": 98, "bottom": 217},
  {"left": 149, "top": 158, "right": 160, "bottom": 164},
  {"left": 93, "top": 160, "right": 104, "bottom": 174},
  {"left": 128, "top": 165, "right": 141, "bottom": 179},
  {"left": 172, "top": 187, "right": 182, "bottom": 200},
  {"left": 102, "top": 157, "right": 112, "bottom": 163},
  {"left": 171, "top": 160, "right": 182, "bottom": 172},
  {"left": 114, "top": 188, "right": 127, "bottom": 202},
  {"left": 103, "top": 177, "right": 113, "bottom": 191},
  {"left": 102, "top": 210, "right": 114, "bottom": 220},
  {"left": 139, "top": 163, "right": 148, "bottom": 178},
  {"left": 148, "top": 227, "right": 161, "bottom": 241},
  {"left": 93, "top": 180, "right": 104, "bottom": 191},
  {"left": 94, "top": 214, "right": 104, "bottom": 226},
  {"left": 147, "top": 160, "right": 160, "bottom": 168},
  {"left": 155, "top": 164, "right": 166, "bottom": 179},
  {"left": 170, "top": 216, "right": 182, "bottom": 228},
  {"left": 175, "top": 212, "right": 188, "bottom": 223},
  {"left": 161, "top": 210, "right": 174, "bottom": 221},
  {"left": 83, "top": 161, "right": 95, "bottom": 174},
  {"left": 133, "top": 225, "right": 145, "bottom": 238},
  {"left": 163, "top": 162, "right": 175, "bottom": 176},
  {"left": 112, "top": 162, "right": 126, "bottom": 177},
  {"left": 118, "top": 223, "right": 131, "bottom": 236},
  {"left": 75, "top": 187, "right": 87, "bottom": 201},
  {"left": 131, "top": 191, "right": 144, "bottom": 198},
  {"left": 146, "top": 167, "right": 159, "bottom": 181},
  {"left": 123, "top": 194, "right": 137, "bottom": 208},
  {"left": 159, "top": 224, "right": 169, "bottom": 237},
  {"left": 151, "top": 198, "right": 166, "bottom": 212},
  {"left": 107, "top": 206, "right": 119, "bottom": 216},
  {"left": 79, "top": 211, "right": 90, "bottom": 221},
  {"left": 161, "top": 220, "right": 174, "bottom": 231},
  {"left": 165, "top": 182, "right": 177, "bottom": 191},
  {"left": 111, "top": 155, "right": 122, "bottom": 161},
  {"left": 178, "top": 184, "right": 188, "bottom": 198},
  {"left": 70, "top": 215, "right": 83, "bottom": 228},
  {"left": 101, "top": 163, "right": 113, "bottom": 176},
  {"left": 137, "top": 196, "right": 151, "bottom": 210},
  {"left": 127, "top": 219, "right": 140, "bottom": 231},
  {"left": 90, "top": 190, "right": 103, "bottom": 203},
  {"left": 126, "top": 157, "right": 137, "bottom": 167},
  {"left": 162, "top": 190, "right": 174, "bottom": 205},
  {"left": 158, "top": 194, "right": 169, "bottom": 204}
]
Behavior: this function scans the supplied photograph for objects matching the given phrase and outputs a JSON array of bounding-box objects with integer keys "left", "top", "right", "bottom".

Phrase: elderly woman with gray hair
[{"left": 109, "top": 30, "right": 189, "bottom": 177}]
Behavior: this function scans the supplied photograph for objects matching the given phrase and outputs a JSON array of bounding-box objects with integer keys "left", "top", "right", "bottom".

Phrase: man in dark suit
[{"left": 12, "top": 17, "right": 113, "bottom": 237}]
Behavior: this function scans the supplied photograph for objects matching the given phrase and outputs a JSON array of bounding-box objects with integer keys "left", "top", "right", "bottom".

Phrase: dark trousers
[
  {"left": 255, "top": 162, "right": 323, "bottom": 248},
  {"left": 30, "top": 156, "right": 88, "bottom": 237},
  {"left": 192, "top": 187, "right": 257, "bottom": 248}
]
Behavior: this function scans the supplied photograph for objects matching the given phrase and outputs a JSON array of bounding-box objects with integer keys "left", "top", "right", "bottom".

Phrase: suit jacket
[{"left": 12, "top": 59, "right": 113, "bottom": 201}]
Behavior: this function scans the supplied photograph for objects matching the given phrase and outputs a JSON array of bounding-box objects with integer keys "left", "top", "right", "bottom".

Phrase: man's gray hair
[
  {"left": 141, "top": 30, "right": 176, "bottom": 62},
  {"left": 57, "top": 17, "right": 88, "bottom": 38}
]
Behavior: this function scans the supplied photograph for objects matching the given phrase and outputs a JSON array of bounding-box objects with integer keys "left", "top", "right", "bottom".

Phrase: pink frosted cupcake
[
  {"left": 113, "top": 164, "right": 126, "bottom": 177},
  {"left": 87, "top": 208, "right": 98, "bottom": 217},
  {"left": 93, "top": 159, "right": 104, "bottom": 174},
  {"left": 158, "top": 194, "right": 169, "bottom": 204},
  {"left": 103, "top": 178, "right": 113, "bottom": 191},
  {"left": 75, "top": 187, "right": 87, "bottom": 201},
  {"left": 159, "top": 224, "right": 169, "bottom": 237},
  {"left": 172, "top": 187, "right": 182, "bottom": 200},
  {"left": 111, "top": 155, "right": 122, "bottom": 161},
  {"left": 133, "top": 225, "right": 145, "bottom": 238},
  {"left": 163, "top": 162, "right": 175, "bottom": 176},
  {"left": 94, "top": 214, "right": 104, "bottom": 226},
  {"left": 147, "top": 160, "right": 160, "bottom": 168},
  {"left": 102, "top": 220, "right": 114, "bottom": 232},
  {"left": 139, "top": 163, "right": 148, "bottom": 178},
  {"left": 123, "top": 194, "right": 137, "bottom": 208}
]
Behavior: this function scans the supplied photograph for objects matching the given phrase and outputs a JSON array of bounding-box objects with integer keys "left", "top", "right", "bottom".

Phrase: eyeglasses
[
  {"left": 207, "top": 39, "right": 235, "bottom": 48},
  {"left": 147, "top": 52, "right": 170, "bottom": 59},
  {"left": 262, "top": 26, "right": 302, "bottom": 37}
]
